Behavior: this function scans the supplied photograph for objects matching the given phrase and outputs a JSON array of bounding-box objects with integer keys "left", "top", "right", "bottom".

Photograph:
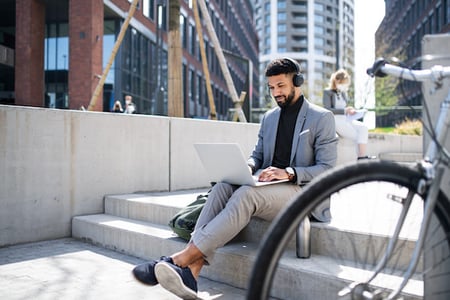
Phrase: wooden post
[
  {"left": 196, "top": 0, "right": 246, "bottom": 122},
  {"left": 167, "top": 0, "right": 183, "bottom": 117},
  {"left": 232, "top": 92, "right": 247, "bottom": 122},
  {"left": 192, "top": 0, "right": 216, "bottom": 120},
  {"left": 87, "top": 0, "right": 139, "bottom": 111}
]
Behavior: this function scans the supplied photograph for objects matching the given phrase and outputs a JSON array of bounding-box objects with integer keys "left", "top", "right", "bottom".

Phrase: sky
[{"left": 353, "top": 0, "right": 386, "bottom": 109}]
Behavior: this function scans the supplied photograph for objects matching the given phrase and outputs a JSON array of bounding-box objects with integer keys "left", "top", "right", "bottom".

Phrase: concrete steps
[{"left": 72, "top": 189, "right": 423, "bottom": 300}]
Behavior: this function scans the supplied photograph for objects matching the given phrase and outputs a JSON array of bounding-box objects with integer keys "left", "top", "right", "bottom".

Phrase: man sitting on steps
[{"left": 132, "top": 57, "right": 337, "bottom": 299}]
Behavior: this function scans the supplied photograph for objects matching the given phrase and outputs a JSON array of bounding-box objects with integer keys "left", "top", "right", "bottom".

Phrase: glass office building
[{"left": 1, "top": 0, "right": 259, "bottom": 121}]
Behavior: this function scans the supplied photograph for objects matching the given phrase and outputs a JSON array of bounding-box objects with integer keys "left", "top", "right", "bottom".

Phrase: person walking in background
[
  {"left": 131, "top": 57, "right": 337, "bottom": 299},
  {"left": 124, "top": 95, "right": 137, "bottom": 114},
  {"left": 323, "top": 69, "right": 370, "bottom": 159},
  {"left": 111, "top": 100, "right": 123, "bottom": 113}
]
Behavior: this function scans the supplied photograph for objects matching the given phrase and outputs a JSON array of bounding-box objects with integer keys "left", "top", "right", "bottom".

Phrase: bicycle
[{"left": 247, "top": 58, "right": 450, "bottom": 300}]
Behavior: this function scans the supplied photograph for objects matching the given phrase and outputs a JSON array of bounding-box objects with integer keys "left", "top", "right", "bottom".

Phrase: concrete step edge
[
  {"left": 104, "top": 189, "right": 209, "bottom": 225},
  {"left": 72, "top": 214, "right": 422, "bottom": 300}
]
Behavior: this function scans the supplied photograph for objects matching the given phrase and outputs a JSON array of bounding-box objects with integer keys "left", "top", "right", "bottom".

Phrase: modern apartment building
[
  {"left": 375, "top": 0, "right": 449, "bottom": 125},
  {"left": 254, "top": 0, "right": 355, "bottom": 106},
  {"left": 0, "top": 0, "right": 259, "bottom": 121}
]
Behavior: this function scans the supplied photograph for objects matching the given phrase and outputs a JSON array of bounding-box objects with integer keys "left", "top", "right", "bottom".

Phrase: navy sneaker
[
  {"left": 155, "top": 261, "right": 198, "bottom": 299},
  {"left": 132, "top": 256, "right": 173, "bottom": 285},
  {"left": 357, "top": 155, "right": 377, "bottom": 160}
]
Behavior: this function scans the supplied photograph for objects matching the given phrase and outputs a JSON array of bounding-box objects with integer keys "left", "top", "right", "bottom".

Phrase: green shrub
[
  {"left": 371, "top": 118, "right": 422, "bottom": 135},
  {"left": 393, "top": 118, "right": 422, "bottom": 135}
]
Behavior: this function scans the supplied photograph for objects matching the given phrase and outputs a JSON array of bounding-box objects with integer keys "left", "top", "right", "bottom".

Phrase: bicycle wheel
[{"left": 247, "top": 160, "right": 450, "bottom": 300}]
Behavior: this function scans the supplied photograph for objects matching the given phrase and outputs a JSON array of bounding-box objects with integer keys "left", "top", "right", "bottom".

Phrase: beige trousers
[{"left": 191, "top": 182, "right": 301, "bottom": 261}]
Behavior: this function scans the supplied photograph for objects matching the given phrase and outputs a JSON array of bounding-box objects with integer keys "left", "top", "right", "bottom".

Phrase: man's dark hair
[{"left": 265, "top": 58, "right": 300, "bottom": 77}]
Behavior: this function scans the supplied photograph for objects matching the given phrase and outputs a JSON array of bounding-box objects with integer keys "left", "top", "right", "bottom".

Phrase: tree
[{"left": 375, "top": 76, "right": 398, "bottom": 116}]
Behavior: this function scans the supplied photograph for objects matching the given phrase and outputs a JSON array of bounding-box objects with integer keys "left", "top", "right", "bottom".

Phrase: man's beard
[{"left": 276, "top": 88, "right": 296, "bottom": 108}]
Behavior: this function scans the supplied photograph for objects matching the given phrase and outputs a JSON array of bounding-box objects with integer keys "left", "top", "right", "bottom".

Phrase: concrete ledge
[
  {"left": 379, "top": 152, "right": 422, "bottom": 162},
  {"left": 368, "top": 133, "right": 422, "bottom": 157}
]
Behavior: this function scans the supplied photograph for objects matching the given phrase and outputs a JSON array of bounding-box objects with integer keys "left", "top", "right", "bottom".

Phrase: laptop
[{"left": 193, "top": 143, "right": 289, "bottom": 187}]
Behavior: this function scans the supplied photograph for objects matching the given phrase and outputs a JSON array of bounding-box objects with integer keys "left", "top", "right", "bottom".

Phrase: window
[
  {"left": 314, "top": 25, "right": 324, "bottom": 35},
  {"left": 255, "top": 17, "right": 261, "bottom": 28},
  {"left": 315, "top": 61, "right": 324, "bottom": 70},
  {"left": 293, "top": 12, "right": 307, "bottom": 22},
  {"left": 278, "top": 24, "right": 286, "bottom": 32},
  {"left": 435, "top": 5, "right": 441, "bottom": 32},
  {"left": 143, "top": 0, "right": 155, "bottom": 20},
  {"left": 189, "top": 23, "right": 196, "bottom": 55},
  {"left": 278, "top": 12, "right": 286, "bottom": 21},
  {"left": 315, "top": 37, "right": 324, "bottom": 46},
  {"left": 314, "top": 3, "right": 324, "bottom": 12},
  {"left": 44, "top": 23, "right": 69, "bottom": 108},
  {"left": 315, "top": 14, "right": 324, "bottom": 23},
  {"left": 292, "top": 1, "right": 307, "bottom": 10},
  {"left": 446, "top": 0, "right": 450, "bottom": 24},
  {"left": 180, "top": 15, "right": 187, "bottom": 48},
  {"left": 197, "top": 74, "right": 203, "bottom": 105},
  {"left": 189, "top": 68, "right": 195, "bottom": 108}
]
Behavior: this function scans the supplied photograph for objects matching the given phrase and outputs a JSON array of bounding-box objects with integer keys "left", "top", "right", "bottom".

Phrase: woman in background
[
  {"left": 323, "top": 69, "right": 370, "bottom": 159},
  {"left": 111, "top": 100, "right": 123, "bottom": 113}
]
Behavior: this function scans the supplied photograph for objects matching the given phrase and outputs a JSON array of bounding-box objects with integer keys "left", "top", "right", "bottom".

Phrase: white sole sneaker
[{"left": 155, "top": 262, "right": 198, "bottom": 299}]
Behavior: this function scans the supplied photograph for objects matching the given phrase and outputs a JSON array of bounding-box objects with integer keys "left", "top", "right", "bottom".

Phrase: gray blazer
[
  {"left": 248, "top": 98, "right": 337, "bottom": 185},
  {"left": 322, "top": 88, "right": 348, "bottom": 115}
]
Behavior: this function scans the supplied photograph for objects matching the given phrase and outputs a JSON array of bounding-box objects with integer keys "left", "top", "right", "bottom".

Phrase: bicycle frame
[{"left": 361, "top": 62, "right": 450, "bottom": 299}]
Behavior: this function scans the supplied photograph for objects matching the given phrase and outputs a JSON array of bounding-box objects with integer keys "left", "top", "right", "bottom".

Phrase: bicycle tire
[{"left": 247, "top": 160, "right": 450, "bottom": 300}]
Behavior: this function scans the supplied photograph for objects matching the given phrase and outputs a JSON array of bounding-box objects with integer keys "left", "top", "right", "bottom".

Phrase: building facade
[
  {"left": 254, "top": 0, "right": 355, "bottom": 106},
  {"left": 0, "top": 0, "right": 259, "bottom": 121},
  {"left": 375, "top": 0, "right": 450, "bottom": 125}
]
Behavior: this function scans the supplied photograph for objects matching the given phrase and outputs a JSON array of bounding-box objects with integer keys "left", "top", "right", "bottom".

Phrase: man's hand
[{"left": 258, "top": 166, "right": 289, "bottom": 182}]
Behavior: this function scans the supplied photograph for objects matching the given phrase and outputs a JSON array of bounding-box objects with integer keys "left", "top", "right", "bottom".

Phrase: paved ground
[{"left": 0, "top": 238, "right": 247, "bottom": 300}]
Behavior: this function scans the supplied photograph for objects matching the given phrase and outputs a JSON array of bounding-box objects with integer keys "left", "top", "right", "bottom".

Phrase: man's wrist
[{"left": 248, "top": 165, "right": 256, "bottom": 174}]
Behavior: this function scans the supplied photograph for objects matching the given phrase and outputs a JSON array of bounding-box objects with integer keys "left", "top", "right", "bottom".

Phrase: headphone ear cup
[
  {"left": 298, "top": 73, "right": 304, "bottom": 86},
  {"left": 293, "top": 73, "right": 304, "bottom": 87}
]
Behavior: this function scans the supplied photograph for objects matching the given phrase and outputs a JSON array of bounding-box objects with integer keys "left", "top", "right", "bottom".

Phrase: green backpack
[{"left": 168, "top": 193, "right": 208, "bottom": 241}]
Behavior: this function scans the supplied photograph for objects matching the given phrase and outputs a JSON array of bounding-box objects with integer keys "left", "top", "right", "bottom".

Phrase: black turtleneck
[{"left": 272, "top": 95, "right": 304, "bottom": 168}]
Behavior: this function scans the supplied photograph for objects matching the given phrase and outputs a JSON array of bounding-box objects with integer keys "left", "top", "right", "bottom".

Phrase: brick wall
[
  {"left": 68, "top": 0, "right": 104, "bottom": 110},
  {"left": 15, "top": 0, "right": 45, "bottom": 107}
]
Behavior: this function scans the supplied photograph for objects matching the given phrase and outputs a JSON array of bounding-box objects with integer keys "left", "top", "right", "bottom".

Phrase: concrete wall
[
  {"left": 170, "top": 117, "right": 260, "bottom": 190},
  {"left": 0, "top": 105, "right": 422, "bottom": 247},
  {"left": 0, "top": 106, "right": 170, "bottom": 246}
]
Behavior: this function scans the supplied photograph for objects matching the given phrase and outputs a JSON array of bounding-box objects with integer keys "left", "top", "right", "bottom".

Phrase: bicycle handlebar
[{"left": 367, "top": 58, "right": 450, "bottom": 82}]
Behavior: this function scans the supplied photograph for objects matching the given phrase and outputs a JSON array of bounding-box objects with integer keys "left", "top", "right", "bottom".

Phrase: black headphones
[{"left": 283, "top": 57, "right": 304, "bottom": 87}]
